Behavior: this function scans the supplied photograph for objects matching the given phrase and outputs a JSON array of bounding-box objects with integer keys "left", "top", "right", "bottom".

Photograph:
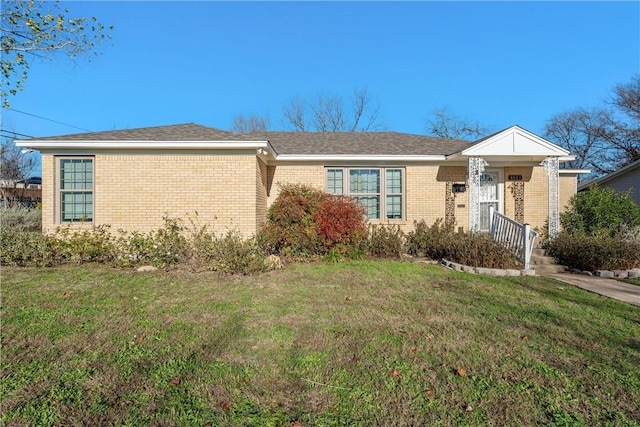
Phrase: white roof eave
[
  {"left": 15, "top": 140, "right": 271, "bottom": 150},
  {"left": 274, "top": 154, "right": 446, "bottom": 162}
]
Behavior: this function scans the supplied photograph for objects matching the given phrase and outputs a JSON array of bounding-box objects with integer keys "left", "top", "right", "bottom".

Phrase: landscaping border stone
[{"left": 440, "top": 259, "right": 532, "bottom": 277}]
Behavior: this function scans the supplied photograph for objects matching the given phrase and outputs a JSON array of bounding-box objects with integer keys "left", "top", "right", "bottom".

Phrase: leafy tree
[
  {"left": 560, "top": 185, "right": 640, "bottom": 236},
  {"left": 426, "top": 107, "right": 489, "bottom": 140},
  {"left": 1, "top": 0, "right": 112, "bottom": 107}
]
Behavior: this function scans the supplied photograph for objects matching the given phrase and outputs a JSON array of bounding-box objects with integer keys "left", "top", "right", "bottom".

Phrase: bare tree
[
  {"left": 611, "top": 75, "right": 640, "bottom": 120},
  {"left": 544, "top": 76, "right": 640, "bottom": 176},
  {"left": 426, "top": 108, "right": 488, "bottom": 140},
  {"left": 232, "top": 114, "right": 269, "bottom": 134},
  {"left": 281, "top": 88, "right": 383, "bottom": 132},
  {"left": 282, "top": 97, "right": 307, "bottom": 132},
  {"left": 604, "top": 75, "right": 640, "bottom": 165},
  {"left": 544, "top": 108, "right": 614, "bottom": 176},
  {"left": 0, "top": 139, "right": 38, "bottom": 207}
]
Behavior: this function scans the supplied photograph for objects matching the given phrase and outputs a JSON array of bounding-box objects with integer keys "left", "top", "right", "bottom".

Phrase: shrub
[
  {"left": 547, "top": 231, "right": 640, "bottom": 271},
  {"left": 314, "top": 195, "right": 367, "bottom": 255},
  {"left": 620, "top": 224, "right": 640, "bottom": 245},
  {"left": 561, "top": 186, "right": 640, "bottom": 236},
  {"left": 367, "top": 224, "right": 405, "bottom": 259},
  {"left": 0, "top": 206, "right": 41, "bottom": 232},
  {"left": 447, "top": 232, "right": 521, "bottom": 269},
  {"left": 0, "top": 229, "right": 63, "bottom": 266},
  {"left": 259, "top": 184, "right": 327, "bottom": 256},
  {"left": 54, "top": 225, "right": 116, "bottom": 264},
  {"left": 0, "top": 215, "right": 272, "bottom": 274},
  {"left": 405, "top": 219, "right": 520, "bottom": 269},
  {"left": 259, "top": 184, "right": 368, "bottom": 258},
  {"left": 203, "top": 230, "right": 268, "bottom": 275},
  {"left": 405, "top": 219, "right": 455, "bottom": 260}
]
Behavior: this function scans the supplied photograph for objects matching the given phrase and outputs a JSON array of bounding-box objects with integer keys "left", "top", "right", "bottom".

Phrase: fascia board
[
  {"left": 15, "top": 140, "right": 270, "bottom": 150},
  {"left": 274, "top": 155, "right": 446, "bottom": 162},
  {"left": 559, "top": 169, "right": 591, "bottom": 174}
]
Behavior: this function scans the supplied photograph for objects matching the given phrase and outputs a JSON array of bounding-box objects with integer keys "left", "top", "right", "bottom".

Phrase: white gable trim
[{"left": 461, "top": 126, "right": 569, "bottom": 157}]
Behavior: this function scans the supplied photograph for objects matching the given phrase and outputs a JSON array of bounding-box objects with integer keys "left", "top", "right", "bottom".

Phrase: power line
[
  {"left": 6, "top": 108, "right": 93, "bottom": 132},
  {"left": 0, "top": 129, "right": 36, "bottom": 139}
]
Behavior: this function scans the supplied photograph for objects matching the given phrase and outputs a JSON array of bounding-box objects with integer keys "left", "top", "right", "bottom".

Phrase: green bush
[
  {"left": 190, "top": 229, "right": 268, "bottom": 275},
  {"left": 406, "top": 219, "right": 520, "bottom": 269},
  {"left": 54, "top": 225, "right": 116, "bottom": 264},
  {"left": 367, "top": 224, "right": 405, "bottom": 259},
  {"left": 0, "top": 216, "right": 271, "bottom": 274},
  {"left": 547, "top": 231, "right": 640, "bottom": 271},
  {"left": 0, "top": 229, "right": 62, "bottom": 266},
  {"left": 0, "top": 206, "right": 42, "bottom": 232},
  {"left": 561, "top": 186, "right": 640, "bottom": 236}
]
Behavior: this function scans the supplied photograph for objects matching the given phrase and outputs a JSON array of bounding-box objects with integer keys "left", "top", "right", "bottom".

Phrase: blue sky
[{"left": 2, "top": 1, "right": 639, "bottom": 152}]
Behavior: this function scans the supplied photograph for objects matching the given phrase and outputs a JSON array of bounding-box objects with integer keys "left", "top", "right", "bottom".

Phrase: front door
[{"left": 479, "top": 170, "right": 502, "bottom": 231}]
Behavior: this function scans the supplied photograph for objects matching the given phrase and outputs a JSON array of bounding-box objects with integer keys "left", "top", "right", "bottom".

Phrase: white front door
[{"left": 479, "top": 170, "right": 502, "bottom": 231}]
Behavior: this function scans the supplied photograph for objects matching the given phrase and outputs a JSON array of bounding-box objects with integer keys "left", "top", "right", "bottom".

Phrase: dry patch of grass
[{"left": 1, "top": 261, "right": 639, "bottom": 426}]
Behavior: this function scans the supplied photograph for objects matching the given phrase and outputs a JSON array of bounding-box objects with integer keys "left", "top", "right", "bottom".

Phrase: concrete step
[
  {"left": 531, "top": 255, "right": 557, "bottom": 266},
  {"left": 532, "top": 248, "right": 546, "bottom": 257},
  {"left": 530, "top": 248, "right": 567, "bottom": 275},
  {"left": 533, "top": 264, "right": 567, "bottom": 274}
]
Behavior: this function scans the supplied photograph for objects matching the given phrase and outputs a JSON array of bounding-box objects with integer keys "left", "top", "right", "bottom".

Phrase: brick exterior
[
  {"left": 42, "top": 151, "right": 261, "bottom": 237},
  {"left": 40, "top": 153, "right": 578, "bottom": 236},
  {"left": 266, "top": 164, "right": 324, "bottom": 207}
]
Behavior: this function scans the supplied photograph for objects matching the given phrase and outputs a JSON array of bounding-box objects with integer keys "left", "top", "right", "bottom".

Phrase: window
[
  {"left": 59, "top": 158, "right": 93, "bottom": 222},
  {"left": 326, "top": 168, "right": 403, "bottom": 220}
]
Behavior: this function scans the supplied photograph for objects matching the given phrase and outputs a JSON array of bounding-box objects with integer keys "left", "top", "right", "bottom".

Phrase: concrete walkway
[{"left": 543, "top": 273, "right": 640, "bottom": 307}]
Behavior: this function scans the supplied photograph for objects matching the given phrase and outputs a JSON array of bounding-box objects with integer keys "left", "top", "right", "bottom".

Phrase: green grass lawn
[{"left": 1, "top": 261, "right": 639, "bottom": 426}]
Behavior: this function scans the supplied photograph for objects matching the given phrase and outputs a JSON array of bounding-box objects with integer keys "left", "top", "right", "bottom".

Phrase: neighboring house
[
  {"left": 578, "top": 159, "right": 640, "bottom": 205},
  {"left": 16, "top": 123, "right": 588, "bottom": 237},
  {"left": 0, "top": 177, "right": 42, "bottom": 208}
]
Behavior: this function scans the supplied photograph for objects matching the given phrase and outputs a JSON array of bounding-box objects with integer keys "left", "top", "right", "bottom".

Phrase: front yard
[{"left": 1, "top": 261, "right": 639, "bottom": 426}]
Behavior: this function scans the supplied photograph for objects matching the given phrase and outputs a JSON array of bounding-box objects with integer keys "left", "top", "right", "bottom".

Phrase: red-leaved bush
[
  {"left": 314, "top": 195, "right": 367, "bottom": 251},
  {"left": 258, "top": 184, "right": 368, "bottom": 257}
]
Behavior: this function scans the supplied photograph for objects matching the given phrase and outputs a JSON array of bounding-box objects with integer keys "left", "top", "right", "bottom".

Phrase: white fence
[{"left": 488, "top": 206, "right": 537, "bottom": 270}]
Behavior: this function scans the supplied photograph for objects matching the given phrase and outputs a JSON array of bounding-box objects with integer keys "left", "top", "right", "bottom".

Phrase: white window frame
[
  {"left": 56, "top": 156, "right": 94, "bottom": 224},
  {"left": 325, "top": 167, "right": 405, "bottom": 221}
]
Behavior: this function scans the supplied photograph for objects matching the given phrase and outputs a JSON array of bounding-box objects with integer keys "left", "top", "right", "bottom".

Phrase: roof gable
[{"left": 461, "top": 126, "right": 569, "bottom": 157}]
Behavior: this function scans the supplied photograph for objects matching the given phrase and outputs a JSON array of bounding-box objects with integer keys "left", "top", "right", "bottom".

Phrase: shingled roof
[
  {"left": 24, "top": 123, "right": 474, "bottom": 156},
  {"left": 31, "top": 123, "right": 245, "bottom": 141},
  {"left": 257, "top": 131, "right": 471, "bottom": 156}
]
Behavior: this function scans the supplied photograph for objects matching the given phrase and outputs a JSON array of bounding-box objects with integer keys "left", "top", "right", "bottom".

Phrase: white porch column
[
  {"left": 541, "top": 156, "right": 560, "bottom": 239},
  {"left": 468, "top": 156, "right": 487, "bottom": 232}
]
